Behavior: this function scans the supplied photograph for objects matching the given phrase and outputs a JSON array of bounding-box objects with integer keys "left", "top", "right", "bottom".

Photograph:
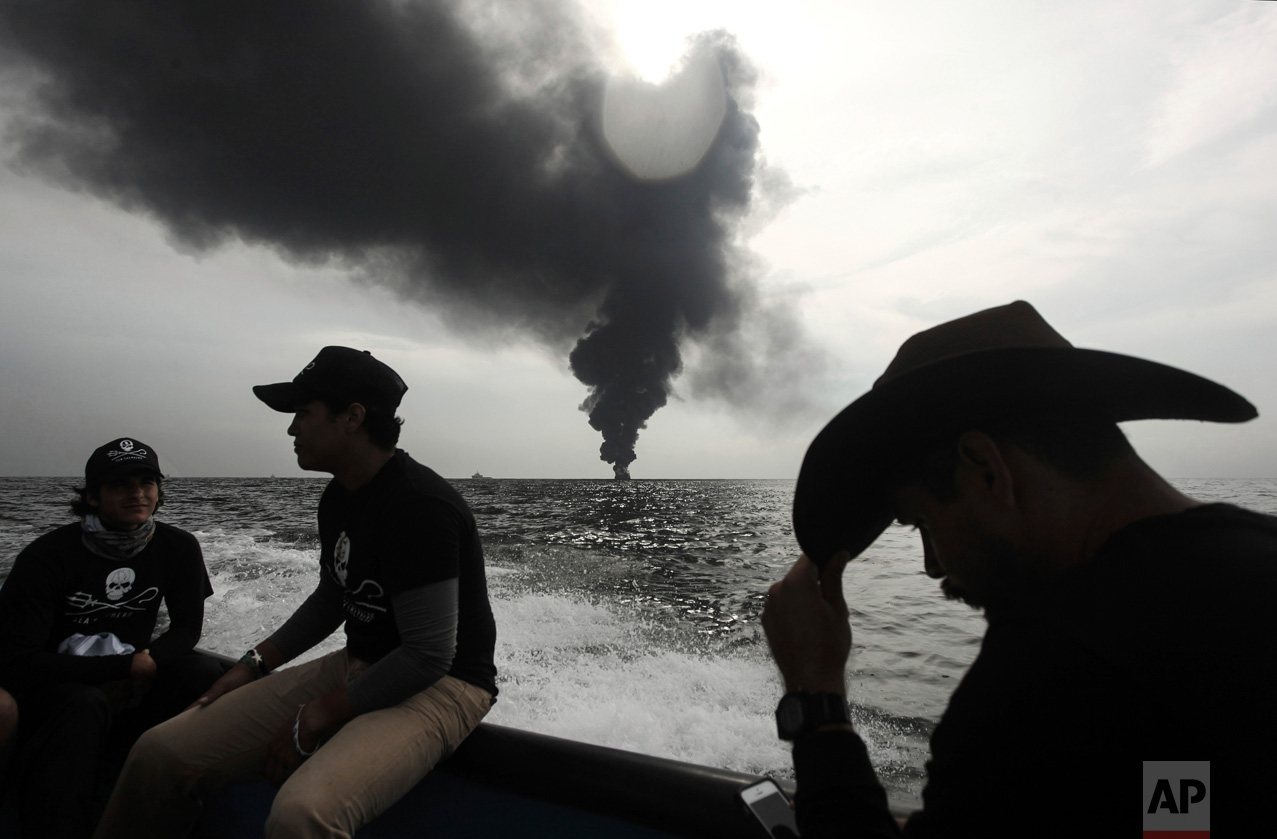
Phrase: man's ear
[
  {"left": 954, "top": 431, "right": 1016, "bottom": 509},
  {"left": 343, "top": 403, "right": 367, "bottom": 434}
]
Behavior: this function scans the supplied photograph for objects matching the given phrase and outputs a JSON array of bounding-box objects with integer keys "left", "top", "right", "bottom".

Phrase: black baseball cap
[
  {"left": 252, "top": 346, "right": 408, "bottom": 414},
  {"left": 85, "top": 437, "right": 163, "bottom": 484}
]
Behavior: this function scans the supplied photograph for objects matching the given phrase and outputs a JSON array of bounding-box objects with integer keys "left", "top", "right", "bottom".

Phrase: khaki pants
[{"left": 93, "top": 649, "right": 492, "bottom": 839}]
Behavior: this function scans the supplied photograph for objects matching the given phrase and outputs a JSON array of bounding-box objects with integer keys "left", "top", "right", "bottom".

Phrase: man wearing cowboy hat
[
  {"left": 0, "top": 437, "right": 221, "bottom": 839},
  {"left": 762, "top": 301, "right": 1275, "bottom": 835},
  {"left": 95, "top": 347, "right": 498, "bottom": 839}
]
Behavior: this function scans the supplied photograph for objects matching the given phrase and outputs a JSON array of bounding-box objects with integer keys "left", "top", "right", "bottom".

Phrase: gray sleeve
[
  {"left": 266, "top": 574, "right": 346, "bottom": 663},
  {"left": 345, "top": 578, "right": 458, "bottom": 713}
]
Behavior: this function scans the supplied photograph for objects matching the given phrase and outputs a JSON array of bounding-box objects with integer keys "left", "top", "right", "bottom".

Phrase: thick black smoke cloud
[{"left": 0, "top": 0, "right": 815, "bottom": 476}]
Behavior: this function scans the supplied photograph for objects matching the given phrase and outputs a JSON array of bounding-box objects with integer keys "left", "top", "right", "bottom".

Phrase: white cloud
[{"left": 1145, "top": 3, "right": 1277, "bottom": 167}]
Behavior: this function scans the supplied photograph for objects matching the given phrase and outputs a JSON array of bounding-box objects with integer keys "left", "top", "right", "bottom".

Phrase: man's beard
[
  {"left": 940, "top": 575, "right": 990, "bottom": 609},
  {"left": 938, "top": 537, "right": 1049, "bottom": 611}
]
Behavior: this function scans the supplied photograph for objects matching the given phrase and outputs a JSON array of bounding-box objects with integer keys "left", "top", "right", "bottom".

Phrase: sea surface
[{"left": 2, "top": 475, "right": 1274, "bottom": 811}]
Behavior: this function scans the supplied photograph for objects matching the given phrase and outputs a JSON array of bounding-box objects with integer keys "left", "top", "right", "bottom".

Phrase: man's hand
[
  {"left": 262, "top": 690, "right": 356, "bottom": 787},
  {"left": 264, "top": 707, "right": 313, "bottom": 787},
  {"left": 129, "top": 649, "right": 157, "bottom": 680},
  {"left": 187, "top": 662, "right": 256, "bottom": 710},
  {"left": 125, "top": 649, "right": 157, "bottom": 708},
  {"left": 761, "top": 552, "right": 853, "bottom": 694}
]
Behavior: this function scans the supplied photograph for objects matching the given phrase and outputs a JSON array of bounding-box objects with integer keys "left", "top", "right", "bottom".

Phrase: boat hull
[
  {"left": 189, "top": 648, "right": 785, "bottom": 838},
  {"left": 197, "top": 721, "right": 780, "bottom": 837},
  {"left": 0, "top": 651, "right": 787, "bottom": 837}
]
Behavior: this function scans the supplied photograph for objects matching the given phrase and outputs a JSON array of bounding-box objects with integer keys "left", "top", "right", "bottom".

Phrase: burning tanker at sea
[{"left": 0, "top": 0, "right": 823, "bottom": 476}]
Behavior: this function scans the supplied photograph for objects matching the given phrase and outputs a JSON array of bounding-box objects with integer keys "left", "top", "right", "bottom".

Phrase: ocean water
[{"left": 2, "top": 475, "right": 1274, "bottom": 811}]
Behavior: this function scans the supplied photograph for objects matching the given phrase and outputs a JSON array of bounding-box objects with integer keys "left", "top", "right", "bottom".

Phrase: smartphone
[{"left": 739, "top": 777, "right": 800, "bottom": 837}]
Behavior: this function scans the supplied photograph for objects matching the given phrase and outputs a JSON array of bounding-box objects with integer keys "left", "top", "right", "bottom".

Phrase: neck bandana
[{"left": 81, "top": 514, "right": 157, "bottom": 560}]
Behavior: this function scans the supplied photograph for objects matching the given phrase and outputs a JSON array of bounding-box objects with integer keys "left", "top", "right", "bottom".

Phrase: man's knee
[
  {"left": 125, "top": 716, "right": 188, "bottom": 773},
  {"left": 265, "top": 782, "right": 345, "bottom": 839}
]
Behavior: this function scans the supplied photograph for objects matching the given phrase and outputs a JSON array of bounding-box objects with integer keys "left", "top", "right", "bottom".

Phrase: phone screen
[{"left": 739, "top": 778, "right": 800, "bottom": 837}]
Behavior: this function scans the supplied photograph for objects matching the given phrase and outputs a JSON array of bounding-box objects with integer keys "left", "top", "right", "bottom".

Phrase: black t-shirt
[
  {"left": 0, "top": 521, "right": 213, "bottom": 691},
  {"left": 792, "top": 503, "right": 1277, "bottom": 837},
  {"left": 317, "top": 450, "right": 498, "bottom": 696}
]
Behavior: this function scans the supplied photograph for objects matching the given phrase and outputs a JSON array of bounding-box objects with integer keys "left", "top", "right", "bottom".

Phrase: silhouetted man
[{"left": 763, "top": 301, "right": 1274, "bottom": 836}]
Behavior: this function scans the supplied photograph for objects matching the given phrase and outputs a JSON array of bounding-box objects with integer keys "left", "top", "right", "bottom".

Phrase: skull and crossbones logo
[
  {"left": 105, "top": 567, "right": 136, "bottom": 601},
  {"left": 334, "top": 532, "right": 351, "bottom": 586}
]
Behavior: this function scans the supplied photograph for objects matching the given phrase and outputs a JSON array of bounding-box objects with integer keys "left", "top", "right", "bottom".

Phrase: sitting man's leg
[
  {"left": 93, "top": 650, "right": 350, "bottom": 839},
  {"left": 17, "top": 682, "right": 110, "bottom": 839},
  {"left": 266, "top": 674, "right": 492, "bottom": 839}
]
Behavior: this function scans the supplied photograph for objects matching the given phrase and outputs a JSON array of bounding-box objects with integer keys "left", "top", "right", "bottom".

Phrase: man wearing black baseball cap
[
  {"left": 0, "top": 437, "right": 220, "bottom": 839},
  {"left": 98, "top": 348, "right": 498, "bottom": 839},
  {"left": 761, "top": 302, "right": 1276, "bottom": 835}
]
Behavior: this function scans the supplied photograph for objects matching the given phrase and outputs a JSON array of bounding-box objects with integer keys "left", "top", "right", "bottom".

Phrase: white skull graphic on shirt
[
  {"left": 105, "top": 567, "right": 136, "bottom": 601},
  {"left": 334, "top": 532, "right": 351, "bottom": 586}
]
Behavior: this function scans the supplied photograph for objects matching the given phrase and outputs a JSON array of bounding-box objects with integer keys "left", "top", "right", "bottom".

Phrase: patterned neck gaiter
[{"left": 81, "top": 514, "right": 157, "bottom": 560}]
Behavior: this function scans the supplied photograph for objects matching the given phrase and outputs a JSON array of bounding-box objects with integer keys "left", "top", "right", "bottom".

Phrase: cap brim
[
  {"left": 793, "top": 347, "right": 1257, "bottom": 568},
  {"left": 96, "top": 464, "right": 164, "bottom": 482},
  {"left": 253, "top": 382, "right": 317, "bottom": 413}
]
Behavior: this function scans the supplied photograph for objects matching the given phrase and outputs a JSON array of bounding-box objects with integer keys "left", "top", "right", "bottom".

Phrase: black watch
[{"left": 775, "top": 691, "right": 850, "bottom": 742}]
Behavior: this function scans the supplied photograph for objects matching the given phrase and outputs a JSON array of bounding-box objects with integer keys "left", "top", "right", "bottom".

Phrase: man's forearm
[
  {"left": 148, "top": 624, "right": 201, "bottom": 662},
  {"left": 266, "top": 583, "right": 345, "bottom": 662},
  {"left": 344, "top": 579, "right": 458, "bottom": 713},
  {"left": 252, "top": 639, "right": 288, "bottom": 673}
]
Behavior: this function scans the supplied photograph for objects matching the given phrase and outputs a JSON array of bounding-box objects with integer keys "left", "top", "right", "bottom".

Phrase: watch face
[{"left": 777, "top": 694, "right": 805, "bottom": 737}]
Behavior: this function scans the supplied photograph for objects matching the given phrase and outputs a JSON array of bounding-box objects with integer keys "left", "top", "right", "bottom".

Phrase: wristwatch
[
  {"left": 775, "top": 691, "right": 850, "bottom": 741},
  {"left": 238, "top": 647, "right": 270, "bottom": 679}
]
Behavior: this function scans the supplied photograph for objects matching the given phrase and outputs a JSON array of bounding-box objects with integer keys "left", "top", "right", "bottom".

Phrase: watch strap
[
  {"left": 776, "top": 690, "right": 850, "bottom": 741},
  {"left": 238, "top": 647, "right": 270, "bottom": 679}
]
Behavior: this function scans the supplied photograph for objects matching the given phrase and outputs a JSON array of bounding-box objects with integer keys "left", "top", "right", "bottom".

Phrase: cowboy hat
[{"left": 792, "top": 301, "right": 1257, "bottom": 567}]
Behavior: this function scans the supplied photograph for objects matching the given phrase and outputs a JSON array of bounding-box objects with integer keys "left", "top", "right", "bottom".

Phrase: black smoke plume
[{"left": 0, "top": 0, "right": 816, "bottom": 476}]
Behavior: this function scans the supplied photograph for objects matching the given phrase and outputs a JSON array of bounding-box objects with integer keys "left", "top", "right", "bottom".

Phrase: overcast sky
[{"left": 1, "top": 0, "right": 1274, "bottom": 480}]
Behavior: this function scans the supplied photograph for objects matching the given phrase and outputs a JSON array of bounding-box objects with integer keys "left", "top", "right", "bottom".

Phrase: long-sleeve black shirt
[
  {"left": 0, "top": 521, "right": 212, "bottom": 692},
  {"left": 794, "top": 504, "right": 1277, "bottom": 836}
]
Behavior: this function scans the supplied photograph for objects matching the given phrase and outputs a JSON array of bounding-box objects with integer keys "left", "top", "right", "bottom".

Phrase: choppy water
[{"left": 2, "top": 474, "right": 1273, "bottom": 811}]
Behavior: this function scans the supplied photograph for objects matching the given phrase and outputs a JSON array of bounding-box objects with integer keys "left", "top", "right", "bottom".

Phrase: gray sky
[{"left": 2, "top": 0, "right": 1274, "bottom": 480}]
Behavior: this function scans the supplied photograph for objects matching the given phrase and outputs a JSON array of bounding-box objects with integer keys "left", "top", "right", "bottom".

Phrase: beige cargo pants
[{"left": 93, "top": 649, "right": 492, "bottom": 839}]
